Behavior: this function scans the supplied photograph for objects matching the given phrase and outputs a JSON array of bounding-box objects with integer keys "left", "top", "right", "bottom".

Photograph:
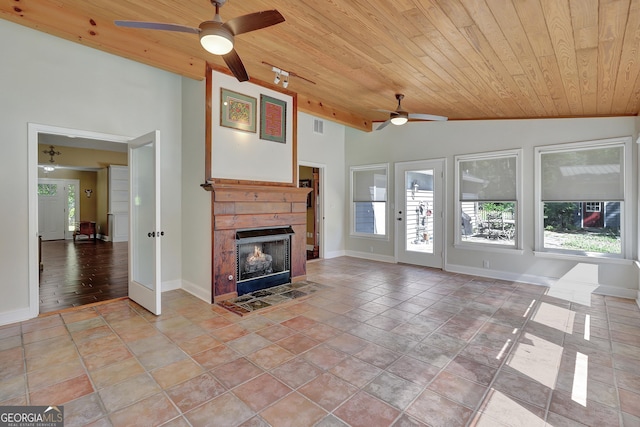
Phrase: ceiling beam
[{"left": 296, "top": 94, "right": 372, "bottom": 132}]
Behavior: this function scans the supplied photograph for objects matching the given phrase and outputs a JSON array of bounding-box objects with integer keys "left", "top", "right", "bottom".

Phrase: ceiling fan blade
[
  {"left": 223, "top": 49, "right": 249, "bottom": 82},
  {"left": 114, "top": 21, "right": 200, "bottom": 34},
  {"left": 224, "top": 10, "right": 285, "bottom": 36},
  {"left": 408, "top": 113, "right": 448, "bottom": 121},
  {"left": 375, "top": 120, "right": 392, "bottom": 131}
]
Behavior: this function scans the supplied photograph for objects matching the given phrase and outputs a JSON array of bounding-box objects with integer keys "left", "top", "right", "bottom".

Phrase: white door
[
  {"left": 128, "top": 131, "right": 162, "bottom": 315},
  {"left": 38, "top": 180, "right": 66, "bottom": 240},
  {"left": 395, "top": 159, "right": 444, "bottom": 268}
]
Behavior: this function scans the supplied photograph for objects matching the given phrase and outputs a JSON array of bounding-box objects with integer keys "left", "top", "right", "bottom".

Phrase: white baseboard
[
  {"left": 162, "top": 279, "right": 182, "bottom": 293},
  {"left": 445, "top": 262, "right": 638, "bottom": 299},
  {"left": 344, "top": 250, "right": 396, "bottom": 264},
  {"left": 445, "top": 263, "right": 555, "bottom": 287},
  {"left": 306, "top": 244, "right": 314, "bottom": 251},
  {"left": 0, "top": 307, "right": 34, "bottom": 327},
  {"left": 591, "top": 284, "right": 637, "bottom": 300},
  {"left": 181, "top": 280, "right": 212, "bottom": 303},
  {"left": 324, "top": 250, "right": 346, "bottom": 259}
]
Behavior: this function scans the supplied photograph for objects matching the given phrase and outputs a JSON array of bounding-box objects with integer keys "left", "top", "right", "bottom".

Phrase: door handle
[
  {"left": 148, "top": 232, "right": 155, "bottom": 237},
  {"left": 397, "top": 217, "right": 402, "bottom": 221}
]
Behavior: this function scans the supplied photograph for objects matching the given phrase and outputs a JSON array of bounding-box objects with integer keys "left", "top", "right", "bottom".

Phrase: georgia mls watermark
[{"left": 0, "top": 406, "right": 63, "bottom": 427}]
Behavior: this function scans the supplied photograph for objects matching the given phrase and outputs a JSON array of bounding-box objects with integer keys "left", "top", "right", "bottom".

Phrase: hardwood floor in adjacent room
[{"left": 39, "top": 239, "right": 128, "bottom": 313}]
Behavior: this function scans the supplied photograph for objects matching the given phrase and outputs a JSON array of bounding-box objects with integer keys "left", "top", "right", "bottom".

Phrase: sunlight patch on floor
[
  {"left": 532, "top": 302, "right": 575, "bottom": 334},
  {"left": 571, "top": 352, "right": 589, "bottom": 407},
  {"left": 474, "top": 389, "right": 545, "bottom": 426},
  {"left": 547, "top": 263, "right": 600, "bottom": 307},
  {"left": 506, "top": 332, "right": 563, "bottom": 389}
]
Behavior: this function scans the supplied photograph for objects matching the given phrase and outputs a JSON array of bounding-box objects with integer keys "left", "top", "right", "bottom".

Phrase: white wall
[
  {"left": 346, "top": 117, "right": 639, "bottom": 297},
  {"left": 181, "top": 77, "right": 212, "bottom": 301},
  {"left": 297, "top": 113, "right": 347, "bottom": 258},
  {"left": 0, "top": 19, "right": 183, "bottom": 324}
]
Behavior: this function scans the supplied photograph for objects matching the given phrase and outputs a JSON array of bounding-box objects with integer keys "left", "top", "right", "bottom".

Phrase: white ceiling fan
[{"left": 376, "top": 94, "right": 447, "bottom": 130}]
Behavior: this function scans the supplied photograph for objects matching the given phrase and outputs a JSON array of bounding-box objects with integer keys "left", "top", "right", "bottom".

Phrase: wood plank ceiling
[{"left": 3, "top": 0, "right": 640, "bottom": 131}]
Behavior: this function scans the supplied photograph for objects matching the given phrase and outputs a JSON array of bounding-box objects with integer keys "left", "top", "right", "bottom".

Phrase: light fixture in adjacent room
[
  {"left": 43, "top": 165, "right": 55, "bottom": 172},
  {"left": 43, "top": 145, "right": 62, "bottom": 163}
]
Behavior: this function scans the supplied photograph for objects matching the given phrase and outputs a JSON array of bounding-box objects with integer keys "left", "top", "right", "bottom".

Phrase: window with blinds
[
  {"left": 456, "top": 150, "right": 521, "bottom": 248},
  {"left": 537, "top": 140, "right": 625, "bottom": 256},
  {"left": 351, "top": 164, "right": 388, "bottom": 237}
]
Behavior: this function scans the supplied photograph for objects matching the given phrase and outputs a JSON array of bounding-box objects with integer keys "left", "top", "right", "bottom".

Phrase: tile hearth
[
  {"left": 1, "top": 256, "right": 639, "bottom": 426},
  {"left": 218, "top": 281, "right": 329, "bottom": 316}
]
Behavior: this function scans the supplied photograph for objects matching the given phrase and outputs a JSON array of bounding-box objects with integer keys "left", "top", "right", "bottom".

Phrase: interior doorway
[
  {"left": 299, "top": 163, "right": 325, "bottom": 260},
  {"left": 29, "top": 123, "right": 131, "bottom": 315}
]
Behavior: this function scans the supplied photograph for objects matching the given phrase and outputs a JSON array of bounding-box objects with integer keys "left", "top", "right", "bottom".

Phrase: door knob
[
  {"left": 397, "top": 217, "right": 402, "bottom": 221},
  {"left": 148, "top": 231, "right": 155, "bottom": 237}
]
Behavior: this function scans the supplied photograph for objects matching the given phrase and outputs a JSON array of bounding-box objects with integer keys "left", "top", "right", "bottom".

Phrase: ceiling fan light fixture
[
  {"left": 199, "top": 22, "right": 234, "bottom": 55},
  {"left": 390, "top": 113, "right": 408, "bottom": 126}
]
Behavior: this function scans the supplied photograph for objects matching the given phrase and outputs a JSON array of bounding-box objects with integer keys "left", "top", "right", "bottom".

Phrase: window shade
[
  {"left": 353, "top": 168, "right": 387, "bottom": 202},
  {"left": 541, "top": 146, "right": 624, "bottom": 201},
  {"left": 459, "top": 156, "right": 517, "bottom": 201}
]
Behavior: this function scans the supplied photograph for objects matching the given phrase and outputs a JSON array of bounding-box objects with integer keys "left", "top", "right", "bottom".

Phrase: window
[
  {"left": 38, "top": 184, "right": 57, "bottom": 196},
  {"left": 351, "top": 164, "right": 388, "bottom": 237},
  {"left": 456, "top": 150, "right": 521, "bottom": 248},
  {"left": 536, "top": 139, "right": 627, "bottom": 256}
]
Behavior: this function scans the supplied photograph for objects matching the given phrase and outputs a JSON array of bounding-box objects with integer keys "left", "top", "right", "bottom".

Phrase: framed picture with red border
[{"left": 260, "top": 94, "right": 287, "bottom": 143}]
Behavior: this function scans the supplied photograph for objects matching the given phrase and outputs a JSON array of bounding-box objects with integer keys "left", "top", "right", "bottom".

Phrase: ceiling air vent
[{"left": 313, "top": 118, "right": 324, "bottom": 135}]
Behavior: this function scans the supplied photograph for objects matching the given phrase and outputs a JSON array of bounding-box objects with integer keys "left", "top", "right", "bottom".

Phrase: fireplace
[
  {"left": 236, "top": 227, "right": 293, "bottom": 295},
  {"left": 205, "top": 182, "right": 310, "bottom": 302}
]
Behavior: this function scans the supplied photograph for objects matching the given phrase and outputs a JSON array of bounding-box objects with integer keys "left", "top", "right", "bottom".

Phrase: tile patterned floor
[{"left": 2, "top": 256, "right": 640, "bottom": 426}]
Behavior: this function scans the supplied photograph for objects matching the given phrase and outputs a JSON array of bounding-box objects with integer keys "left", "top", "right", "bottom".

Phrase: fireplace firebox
[{"left": 236, "top": 226, "right": 293, "bottom": 295}]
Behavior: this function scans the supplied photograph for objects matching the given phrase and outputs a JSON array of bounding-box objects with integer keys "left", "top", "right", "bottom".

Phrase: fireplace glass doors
[{"left": 236, "top": 227, "right": 293, "bottom": 295}]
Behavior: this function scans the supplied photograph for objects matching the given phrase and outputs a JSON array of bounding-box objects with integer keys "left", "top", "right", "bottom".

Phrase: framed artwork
[
  {"left": 300, "top": 179, "right": 312, "bottom": 208},
  {"left": 220, "top": 88, "right": 257, "bottom": 132},
  {"left": 260, "top": 94, "right": 287, "bottom": 143}
]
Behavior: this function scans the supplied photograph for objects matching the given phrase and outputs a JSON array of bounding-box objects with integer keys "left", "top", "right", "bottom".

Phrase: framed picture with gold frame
[{"left": 220, "top": 88, "right": 257, "bottom": 133}]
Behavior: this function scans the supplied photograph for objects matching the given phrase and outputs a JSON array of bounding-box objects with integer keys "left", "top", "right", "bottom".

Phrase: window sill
[
  {"left": 350, "top": 233, "right": 389, "bottom": 241},
  {"left": 454, "top": 243, "right": 524, "bottom": 255},
  {"left": 533, "top": 251, "right": 633, "bottom": 265}
]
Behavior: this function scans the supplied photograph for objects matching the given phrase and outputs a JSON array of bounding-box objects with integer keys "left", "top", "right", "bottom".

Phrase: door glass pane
[
  {"left": 405, "top": 170, "right": 433, "bottom": 254},
  {"left": 67, "top": 184, "right": 76, "bottom": 231},
  {"left": 38, "top": 184, "right": 57, "bottom": 196},
  {"left": 132, "top": 142, "right": 155, "bottom": 290}
]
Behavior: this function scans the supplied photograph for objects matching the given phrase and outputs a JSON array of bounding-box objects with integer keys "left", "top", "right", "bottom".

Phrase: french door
[
  {"left": 128, "top": 131, "right": 162, "bottom": 315},
  {"left": 395, "top": 159, "right": 444, "bottom": 268}
]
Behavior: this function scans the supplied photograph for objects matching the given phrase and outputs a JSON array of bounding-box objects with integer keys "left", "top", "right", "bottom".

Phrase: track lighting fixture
[{"left": 272, "top": 66, "right": 291, "bottom": 88}]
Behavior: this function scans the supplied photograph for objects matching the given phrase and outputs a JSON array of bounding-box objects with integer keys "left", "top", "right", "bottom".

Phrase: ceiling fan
[
  {"left": 114, "top": 0, "right": 285, "bottom": 82},
  {"left": 376, "top": 94, "right": 448, "bottom": 130}
]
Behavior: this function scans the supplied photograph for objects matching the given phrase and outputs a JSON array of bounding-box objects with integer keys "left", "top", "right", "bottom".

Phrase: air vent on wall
[{"left": 313, "top": 118, "right": 324, "bottom": 135}]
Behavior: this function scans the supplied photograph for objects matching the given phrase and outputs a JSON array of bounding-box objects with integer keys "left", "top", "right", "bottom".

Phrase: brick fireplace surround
[{"left": 205, "top": 183, "right": 311, "bottom": 302}]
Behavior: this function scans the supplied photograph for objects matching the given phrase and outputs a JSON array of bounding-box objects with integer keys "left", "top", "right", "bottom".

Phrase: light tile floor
[{"left": 2, "top": 257, "right": 640, "bottom": 426}]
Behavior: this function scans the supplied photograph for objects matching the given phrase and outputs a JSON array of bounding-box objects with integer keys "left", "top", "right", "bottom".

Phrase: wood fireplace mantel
[{"left": 204, "top": 182, "right": 311, "bottom": 302}]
